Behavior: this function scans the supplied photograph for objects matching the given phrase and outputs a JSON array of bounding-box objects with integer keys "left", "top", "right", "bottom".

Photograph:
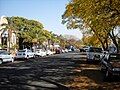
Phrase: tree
[
  {"left": 58, "top": 34, "right": 81, "bottom": 48},
  {"left": 7, "top": 16, "right": 60, "bottom": 49},
  {"left": 6, "top": 17, "right": 16, "bottom": 52},
  {"left": 62, "top": 0, "right": 120, "bottom": 51}
]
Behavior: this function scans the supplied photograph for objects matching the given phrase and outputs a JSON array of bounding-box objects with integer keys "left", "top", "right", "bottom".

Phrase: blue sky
[{"left": 0, "top": 0, "right": 82, "bottom": 39}]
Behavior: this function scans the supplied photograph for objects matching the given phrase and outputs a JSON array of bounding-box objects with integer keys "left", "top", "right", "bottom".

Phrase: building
[{"left": 0, "top": 16, "right": 17, "bottom": 53}]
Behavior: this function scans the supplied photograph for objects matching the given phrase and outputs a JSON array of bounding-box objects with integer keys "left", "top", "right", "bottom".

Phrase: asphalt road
[{"left": 0, "top": 52, "right": 120, "bottom": 90}]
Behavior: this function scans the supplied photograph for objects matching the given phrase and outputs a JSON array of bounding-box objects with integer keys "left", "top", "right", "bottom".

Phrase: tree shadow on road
[{"left": 0, "top": 62, "right": 69, "bottom": 90}]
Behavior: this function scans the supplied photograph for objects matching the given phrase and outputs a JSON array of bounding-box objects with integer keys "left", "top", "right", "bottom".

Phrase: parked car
[
  {"left": 64, "top": 49, "right": 68, "bottom": 53},
  {"left": 35, "top": 49, "right": 46, "bottom": 57},
  {"left": 101, "top": 51, "right": 109, "bottom": 60},
  {"left": 46, "top": 50, "right": 53, "bottom": 55},
  {"left": 86, "top": 47, "right": 103, "bottom": 62},
  {"left": 100, "top": 53, "right": 120, "bottom": 80},
  {"left": 0, "top": 50, "right": 14, "bottom": 64},
  {"left": 80, "top": 46, "right": 89, "bottom": 52},
  {"left": 55, "top": 48, "right": 62, "bottom": 54},
  {"left": 68, "top": 49, "right": 72, "bottom": 52},
  {"left": 15, "top": 49, "right": 35, "bottom": 59}
]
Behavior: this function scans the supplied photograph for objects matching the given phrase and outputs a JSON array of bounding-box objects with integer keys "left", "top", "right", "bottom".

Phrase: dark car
[
  {"left": 55, "top": 48, "right": 62, "bottom": 54},
  {"left": 79, "top": 46, "right": 89, "bottom": 52},
  {"left": 100, "top": 53, "right": 120, "bottom": 80}
]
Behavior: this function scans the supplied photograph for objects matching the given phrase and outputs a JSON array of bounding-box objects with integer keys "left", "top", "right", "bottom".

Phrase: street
[{"left": 0, "top": 52, "right": 120, "bottom": 90}]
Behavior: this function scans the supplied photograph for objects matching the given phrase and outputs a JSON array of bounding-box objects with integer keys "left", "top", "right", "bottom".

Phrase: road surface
[{"left": 0, "top": 52, "right": 120, "bottom": 90}]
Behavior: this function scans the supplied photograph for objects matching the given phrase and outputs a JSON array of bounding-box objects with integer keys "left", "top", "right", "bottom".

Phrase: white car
[
  {"left": 68, "top": 49, "right": 72, "bottom": 52},
  {"left": 0, "top": 50, "right": 14, "bottom": 64},
  {"left": 64, "top": 49, "right": 68, "bottom": 53},
  {"left": 35, "top": 49, "right": 46, "bottom": 57},
  {"left": 15, "top": 49, "right": 35, "bottom": 59},
  {"left": 86, "top": 47, "right": 103, "bottom": 62},
  {"left": 46, "top": 50, "right": 53, "bottom": 55}
]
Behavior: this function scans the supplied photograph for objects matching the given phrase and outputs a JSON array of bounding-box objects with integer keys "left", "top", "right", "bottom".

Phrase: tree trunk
[
  {"left": 108, "top": 32, "right": 119, "bottom": 53},
  {"left": 92, "top": 29, "right": 108, "bottom": 51}
]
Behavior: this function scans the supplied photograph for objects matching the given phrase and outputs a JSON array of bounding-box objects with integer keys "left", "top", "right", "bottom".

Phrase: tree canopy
[
  {"left": 7, "top": 16, "right": 81, "bottom": 49},
  {"left": 62, "top": 0, "right": 120, "bottom": 51},
  {"left": 7, "top": 16, "right": 57, "bottom": 45}
]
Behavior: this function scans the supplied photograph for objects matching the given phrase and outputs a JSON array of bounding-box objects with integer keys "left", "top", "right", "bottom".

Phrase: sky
[{"left": 0, "top": 0, "right": 83, "bottom": 39}]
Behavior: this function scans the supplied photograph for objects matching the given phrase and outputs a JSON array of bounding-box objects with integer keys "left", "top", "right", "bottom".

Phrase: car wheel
[
  {"left": 11, "top": 58, "right": 14, "bottom": 62},
  {"left": 0, "top": 59, "right": 2, "bottom": 64},
  {"left": 26, "top": 55, "right": 29, "bottom": 60},
  {"left": 33, "top": 54, "right": 36, "bottom": 58},
  {"left": 35, "top": 55, "right": 38, "bottom": 58},
  {"left": 100, "top": 64, "right": 106, "bottom": 72}
]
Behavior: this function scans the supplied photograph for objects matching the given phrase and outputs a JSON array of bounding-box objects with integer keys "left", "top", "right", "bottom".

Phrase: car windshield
[
  {"left": 18, "top": 50, "right": 26, "bottom": 52},
  {"left": 89, "top": 47, "right": 102, "bottom": 52},
  {"left": 110, "top": 54, "right": 120, "bottom": 61},
  {"left": 36, "top": 49, "right": 42, "bottom": 51},
  {"left": 27, "top": 50, "right": 32, "bottom": 52},
  {"left": 0, "top": 51, "right": 9, "bottom": 55}
]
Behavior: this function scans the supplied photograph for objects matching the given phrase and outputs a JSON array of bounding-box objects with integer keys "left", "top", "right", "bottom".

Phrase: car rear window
[
  {"left": 18, "top": 50, "right": 26, "bottom": 52},
  {"left": 0, "top": 51, "right": 9, "bottom": 55},
  {"left": 27, "top": 50, "right": 32, "bottom": 52}
]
